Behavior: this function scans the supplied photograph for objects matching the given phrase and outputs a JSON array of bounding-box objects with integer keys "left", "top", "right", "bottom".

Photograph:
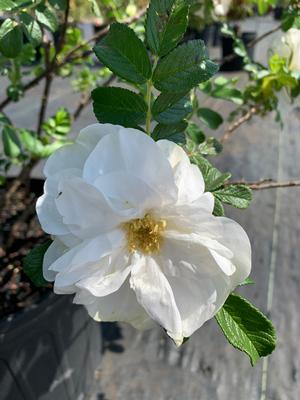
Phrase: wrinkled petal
[
  {"left": 44, "top": 143, "right": 89, "bottom": 178},
  {"left": 214, "top": 217, "right": 251, "bottom": 287},
  {"left": 83, "top": 127, "right": 177, "bottom": 204},
  {"left": 93, "top": 171, "right": 164, "bottom": 216},
  {"left": 43, "top": 238, "right": 67, "bottom": 281},
  {"left": 158, "top": 140, "right": 205, "bottom": 203},
  {"left": 36, "top": 193, "right": 69, "bottom": 235},
  {"left": 76, "top": 250, "right": 131, "bottom": 297},
  {"left": 130, "top": 254, "right": 183, "bottom": 345},
  {"left": 76, "top": 123, "right": 116, "bottom": 150},
  {"left": 55, "top": 177, "right": 124, "bottom": 237},
  {"left": 78, "top": 280, "right": 155, "bottom": 330},
  {"left": 50, "top": 230, "right": 125, "bottom": 292}
]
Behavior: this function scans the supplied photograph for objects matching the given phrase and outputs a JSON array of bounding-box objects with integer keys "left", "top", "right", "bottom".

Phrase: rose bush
[{"left": 37, "top": 123, "right": 251, "bottom": 345}]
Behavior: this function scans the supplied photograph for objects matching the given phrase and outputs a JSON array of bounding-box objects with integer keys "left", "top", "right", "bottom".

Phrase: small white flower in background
[
  {"left": 37, "top": 124, "right": 251, "bottom": 346},
  {"left": 284, "top": 28, "right": 300, "bottom": 72},
  {"left": 213, "top": 0, "right": 232, "bottom": 17}
]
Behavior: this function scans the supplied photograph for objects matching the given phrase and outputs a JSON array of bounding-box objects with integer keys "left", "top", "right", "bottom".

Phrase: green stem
[{"left": 146, "top": 79, "right": 152, "bottom": 135}]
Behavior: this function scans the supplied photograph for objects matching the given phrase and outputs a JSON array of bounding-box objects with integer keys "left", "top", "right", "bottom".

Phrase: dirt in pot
[{"left": 0, "top": 179, "right": 51, "bottom": 319}]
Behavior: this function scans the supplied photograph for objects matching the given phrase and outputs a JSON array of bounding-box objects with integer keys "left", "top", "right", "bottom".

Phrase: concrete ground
[{"left": 1, "top": 16, "right": 299, "bottom": 400}]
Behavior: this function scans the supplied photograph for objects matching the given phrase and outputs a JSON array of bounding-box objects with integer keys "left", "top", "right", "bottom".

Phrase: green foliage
[
  {"left": 153, "top": 40, "right": 219, "bottom": 93},
  {"left": 23, "top": 241, "right": 52, "bottom": 287},
  {"left": 0, "top": 19, "right": 23, "bottom": 58},
  {"left": 20, "top": 12, "right": 43, "bottom": 47},
  {"left": 42, "top": 108, "right": 71, "bottom": 137},
  {"left": 214, "top": 185, "right": 253, "bottom": 209},
  {"left": 35, "top": 7, "right": 58, "bottom": 33},
  {"left": 92, "top": 87, "right": 147, "bottom": 127},
  {"left": 152, "top": 121, "right": 187, "bottom": 143},
  {"left": 145, "top": 0, "right": 189, "bottom": 57},
  {"left": 216, "top": 293, "right": 276, "bottom": 366},
  {"left": 186, "top": 122, "right": 205, "bottom": 144},
  {"left": 94, "top": 23, "right": 151, "bottom": 84},
  {"left": 19, "top": 129, "right": 65, "bottom": 158},
  {"left": 192, "top": 156, "right": 231, "bottom": 192},
  {"left": 2, "top": 125, "right": 22, "bottom": 158},
  {"left": 152, "top": 92, "right": 192, "bottom": 124},
  {"left": 197, "top": 107, "right": 223, "bottom": 129},
  {"left": 199, "top": 76, "right": 244, "bottom": 105}
]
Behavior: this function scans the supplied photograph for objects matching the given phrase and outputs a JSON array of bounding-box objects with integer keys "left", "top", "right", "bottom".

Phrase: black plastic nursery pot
[
  {"left": 221, "top": 31, "right": 257, "bottom": 71},
  {"left": 0, "top": 292, "right": 102, "bottom": 400}
]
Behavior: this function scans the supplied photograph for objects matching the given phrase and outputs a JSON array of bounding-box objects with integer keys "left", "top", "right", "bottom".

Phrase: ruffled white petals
[
  {"left": 44, "top": 143, "right": 89, "bottom": 178},
  {"left": 76, "top": 123, "right": 115, "bottom": 150},
  {"left": 83, "top": 128, "right": 177, "bottom": 203},
  {"left": 214, "top": 217, "right": 251, "bottom": 287},
  {"left": 130, "top": 254, "right": 183, "bottom": 345},
  {"left": 43, "top": 238, "right": 67, "bottom": 281},
  {"left": 158, "top": 140, "right": 205, "bottom": 203},
  {"left": 36, "top": 123, "right": 252, "bottom": 342},
  {"left": 50, "top": 230, "right": 125, "bottom": 292},
  {"left": 36, "top": 194, "right": 69, "bottom": 235},
  {"left": 80, "top": 280, "right": 156, "bottom": 330},
  {"left": 76, "top": 250, "right": 131, "bottom": 297},
  {"left": 93, "top": 171, "right": 163, "bottom": 217},
  {"left": 55, "top": 177, "right": 124, "bottom": 237}
]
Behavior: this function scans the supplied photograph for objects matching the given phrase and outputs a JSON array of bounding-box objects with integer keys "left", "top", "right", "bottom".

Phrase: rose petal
[{"left": 130, "top": 254, "right": 183, "bottom": 346}]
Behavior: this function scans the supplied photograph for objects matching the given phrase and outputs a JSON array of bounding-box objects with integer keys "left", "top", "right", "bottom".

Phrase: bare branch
[
  {"left": 220, "top": 107, "right": 258, "bottom": 143},
  {"left": 226, "top": 178, "right": 300, "bottom": 190}
]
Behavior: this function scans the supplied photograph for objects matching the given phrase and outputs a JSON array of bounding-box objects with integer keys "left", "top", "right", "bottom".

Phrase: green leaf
[
  {"left": 153, "top": 40, "right": 219, "bottom": 93},
  {"left": 214, "top": 184, "right": 252, "bottom": 209},
  {"left": 49, "top": 0, "right": 67, "bottom": 10},
  {"left": 2, "top": 125, "right": 22, "bottom": 158},
  {"left": 152, "top": 121, "right": 187, "bottom": 143},
  {"left": 0, "top": 0, "right": 17, "bottom": 11},
  {"left": 192, "top": 156, "right": 231, "bottom": 192},
  {"left": 23, "top": 241, "right": 52, "bottom": 287},
  {"left": 19, "top": 129, "right": 66, "bottom": 158},
  {"left": 42, "top": 107, "right": 71, "bottom": 137},
  {"left": 239, "top": 277, "right": 255, "bottom": 286},
  {"left": 213, "top": 196, "right": 225, "bottom": 216},
  {"left": 152, "top": 92, "right": 192, "bottom": 124},
  {"left": 198, "top": 137, "right": 223, "bottom": 155},
  {"left": 212, "top": 87, "right": 243, "bottom": 105},
  {"left": 215, "top": 293, "right": 276, "bottom": 366},
  {"left": 92, "top": 87, "right": 147, "bottom": 128},
  {"left": 145, "top": 0, "right": 189, "bottom": 57},
  {"left": 197, "top": 107, "right": 223, "bottom": 129},
  {"left": 0, "top": 19, "right": 23, "bottom": 58},
  {"left": 186, "top": 122, "right": 205, "bottom": 144},
  {"left": 94, "top": 23, "right": 151, "bottom": 84},
  {"left": 87, "top": 0, "right": 101, "bottom": 16},
  {"left": 20, "top": 12, "right": 42, "bottom": 46},
  {"left": 35, "top": 8, "right": 58, "bottom": 32}
]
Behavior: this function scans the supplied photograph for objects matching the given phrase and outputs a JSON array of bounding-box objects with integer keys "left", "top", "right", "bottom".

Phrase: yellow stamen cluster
[{"left": 123, "top": 214, "right": 167, "bottom": 255}]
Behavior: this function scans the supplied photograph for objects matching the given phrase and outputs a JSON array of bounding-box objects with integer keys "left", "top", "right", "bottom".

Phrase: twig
[
  {"left": 219, "top": 24, "right": 282, "bottom": 65},
  {"left": 220, "top": 107, "right": 258, "bottom": 143},
  {"left": 226, "top": 178, "right": 300, "bottom": 190}
]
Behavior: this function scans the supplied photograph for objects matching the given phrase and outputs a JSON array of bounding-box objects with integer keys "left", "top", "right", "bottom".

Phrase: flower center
[{"left": 123, "top": 214, "right": 167, "bottom": 255}]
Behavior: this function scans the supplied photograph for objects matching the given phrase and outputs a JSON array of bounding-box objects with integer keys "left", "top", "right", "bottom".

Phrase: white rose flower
[
  {"left": 213, "top": 0, "right": 232, "bottom": 17},
  {"left": 37, "top": 123, "right": 251, "bottom": 346},
  {"left": 285, "top": 28, "right": 300, "bottom": 72}
]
